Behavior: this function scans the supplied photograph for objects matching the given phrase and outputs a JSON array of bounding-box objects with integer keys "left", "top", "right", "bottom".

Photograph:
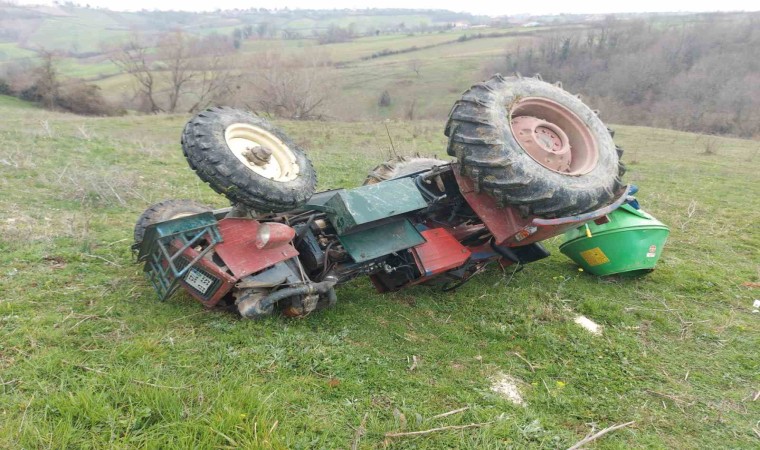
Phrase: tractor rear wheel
[
  {"left": 363, "top": 156, "right": 448, "bottom": 185},
  {"left": 133, "top": 199, "right": 211, "bottom": 246},
  {"left": 445, "top": 74, "right": 625, "bottom": 218},
  {"left": 182, "top": 107, "right": 317, "bottom": 213}
]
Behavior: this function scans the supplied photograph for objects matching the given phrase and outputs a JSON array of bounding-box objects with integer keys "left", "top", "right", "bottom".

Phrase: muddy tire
[
  {"left": 133, "top": 199, "right": 212, "bottom": 246},
  {"left": 445, "top": 74, "right": 625, "bottom": 218},
  {"left": 181, "top": 107, "right": 317, "bottom": 213},
  {"left": 364, "top": 156, "right": 448, "bottom": 185}
]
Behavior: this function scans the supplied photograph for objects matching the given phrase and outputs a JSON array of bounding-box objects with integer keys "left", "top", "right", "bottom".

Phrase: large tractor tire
[
  {"left": 133, "top": 199, "right": 212, "bottom": 246},
  {"left": 181, "top": 107, "right": 317, "bottom": 213},
  {"left": 364, "top": 156, "right": 448, "bottom": 185},
  {"left": 445, "top": 74, "right": 625, "bottom": 218}
]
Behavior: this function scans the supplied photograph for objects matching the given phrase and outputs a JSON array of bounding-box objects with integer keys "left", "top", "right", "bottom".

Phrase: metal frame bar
[{"left": 144, "top": 224, "right": 222, "bottom": 301}]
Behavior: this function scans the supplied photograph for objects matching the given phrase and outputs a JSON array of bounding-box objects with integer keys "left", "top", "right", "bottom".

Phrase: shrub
[
  {"left": 0, "top": 78, "right": 11, "bottom": 96},
  {"left": 56, "top": 84, "right": 120, "bottom": 116},
  {"left": 378, "top": 90, "right": 391, "bottom": 107}
]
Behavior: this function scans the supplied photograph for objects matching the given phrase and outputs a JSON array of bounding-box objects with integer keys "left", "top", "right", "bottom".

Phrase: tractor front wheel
[{"left": 181, "top": 107, "right": 317, "bottom": 213}]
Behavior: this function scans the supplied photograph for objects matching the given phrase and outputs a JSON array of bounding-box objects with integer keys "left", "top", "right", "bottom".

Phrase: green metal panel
[
  {"left": 339, "top": 219, "right": 426, "bottom": 263},
  {"left": 137, "top": 212, "right": 219, "bottom": 260},
  {"left": 321, "top": 178, "right": 428, "bottom": 235},
  {"left": 560, "top": 204, "right": 669, "bottom": 276},
  {"left": 136, "top": 212, "right": 223, "bottom": 301}
]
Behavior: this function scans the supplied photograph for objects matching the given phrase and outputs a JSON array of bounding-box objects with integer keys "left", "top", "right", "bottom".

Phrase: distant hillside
[
  {"left": 0, "top": 4, "right": 488, "bottom": 56},
  {"left": 2, "top": 4, "right": 757, "bottom": 139},
  {"left": 486, "top": 12, "right": 760, "bottom": 137}
]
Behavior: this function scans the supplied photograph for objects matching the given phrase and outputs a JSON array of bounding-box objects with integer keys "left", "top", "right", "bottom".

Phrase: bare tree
[
  {"left": 107, "top": 31, "right": 236, "bottom": 114},
  {"left": 185, "top": 35, "right": 238, "bottom": 113},
  {"left": 34, "top": 50, "right": 61, "bottom": 108},
  {"left": 245, "top": 49, "right": 332, "bottom": 120},
  {"left": 409, "top": 59, "right": 422, "bottom": 77},
  {"left": 108, "top": 34, "right": 162, "bottom": 113},
  {"left": 405, "top": 98, "right": 417, "bottom": 120},
  {"left": 158, "top": 30, "right": 195, "bottom": 113}
]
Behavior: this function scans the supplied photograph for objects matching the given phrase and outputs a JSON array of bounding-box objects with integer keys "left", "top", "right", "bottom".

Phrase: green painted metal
[
  {"left": 339, "top": 219, "right": 426, "bottom": 263},
  {"left": 315, "top": 178, "right": 428, "bottom": 235},
  {"left": 137, "top": 212, "right": 223, "bottom": 301},
  {"left": 560, "top": 204, "right": 669, "bottom": 276},
  {"left": 137, "top": 213, "right": 219, "bottom": 260}
]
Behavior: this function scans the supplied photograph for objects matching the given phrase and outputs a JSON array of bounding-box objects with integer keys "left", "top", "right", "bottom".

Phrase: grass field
[
  {"left": 81, "top": 30, "right": 533, "bottom": 120},
  {"left": 0, "top": 95, "right": 758, "bottom": 448},
  {"left": 0, "top": 0, "right": 542, "bottom": 120}
]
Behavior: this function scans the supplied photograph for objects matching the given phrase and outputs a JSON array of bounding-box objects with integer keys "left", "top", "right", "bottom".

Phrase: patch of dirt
[
  {"left": 490, "top": 372, "right": 525, "bottom": 406},
  {"left": 574, "top": 315, "right": 603, "bottom": 335}
]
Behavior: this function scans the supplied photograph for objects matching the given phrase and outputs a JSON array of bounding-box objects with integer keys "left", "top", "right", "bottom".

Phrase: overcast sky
[{"left": 14, "top": 0, "right": 760, "bottom": 16}]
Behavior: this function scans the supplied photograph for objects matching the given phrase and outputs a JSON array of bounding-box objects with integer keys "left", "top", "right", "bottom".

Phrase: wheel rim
[
  {"left": 224, "top": 123, "right": 300, "bottom": 182},
  {"left": 510, "top": 98, "right": 599, "bottom": 175}
]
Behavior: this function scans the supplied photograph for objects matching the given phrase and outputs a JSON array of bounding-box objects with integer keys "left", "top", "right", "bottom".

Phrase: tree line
[{"left": 485, "top": 14, "right": 760, "bottom": 137}]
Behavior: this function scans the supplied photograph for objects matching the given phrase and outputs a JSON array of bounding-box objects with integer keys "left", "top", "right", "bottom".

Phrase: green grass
[
  {"left": 0, "top": 43, "right": 38, "bottom": 61},
  {"left": 0, "top": 94, "right": 38, "bottom": 109},
  {"left": 26, "top": 10, "right": 128, "bottom": 54},
  {"left": 0, "top": 99, "right": 758, "bottom": 448},
  {"left": 87, "top": 29, "right": 524, "bottom": 120},
  {"left": 2, "top": 6, "right": 541, "bottom": 121}
]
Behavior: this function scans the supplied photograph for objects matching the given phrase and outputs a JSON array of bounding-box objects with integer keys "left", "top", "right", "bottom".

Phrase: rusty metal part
[
  {"left": 453, "top": 164, "right": 629, "bottom": 247},
  {"left": 234, "top": 287, "right": 272, "bottom": 318},
  {"left": 243, "top": 146, "right": 273, "bottom": 166},
  {"left": 239, "top": 277, "right": 338, "bottom": 319},
  {"left": 282, "top": 294, "right": 319, "bottom": 317}
]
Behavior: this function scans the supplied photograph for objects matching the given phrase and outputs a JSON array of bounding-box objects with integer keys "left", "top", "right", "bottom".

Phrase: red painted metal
[
  {"left": 511, "top": 115, "right": 571, "bottom": 172},
  {"left": 594, "top": 215, "right": 610, "bottom": 225},
  {"left": 164, "top": 240, "right": 237, "bottom": 307},
  {"left": 411, "top": 228, "right": 471, "bottom": 276},
  {"left": 509, "top": 97, "right": 599, "bottom": 175},
  {"left": 214, "top": 218, "right": 299, "bottom": 279},
  {"left": 256, "top": 222, "right": 297, "bottom": 249},
  {"left": 453, "top": 163, "right": 628, "bottom": 247}
]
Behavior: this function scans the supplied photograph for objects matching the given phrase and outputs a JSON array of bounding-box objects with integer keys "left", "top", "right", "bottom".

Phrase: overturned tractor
[{"left": 133, "top": 75, "right": 667, "bottom": 319}]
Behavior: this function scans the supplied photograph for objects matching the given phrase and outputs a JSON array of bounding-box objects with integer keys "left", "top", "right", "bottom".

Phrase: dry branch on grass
[
  {"left": 385, "top": 421, "right": 494, "bottom": 438},
  {"left": 350, "top": 413, "right": 368, "bottom": 450},
  {"left": 408, "top": 355, "right": 419, "bottom": 371},
  {"left": 83, "top": 253, "right": 122, "bottom": 267},
  {"left": 567, "top": 421, "right": 635, "bottom": 450},
  {"left": 428, "top": 406, "right": 469, "bottom": 421},
  {"left": 512, "top": 352, "right": 536, "bottom": 373},
  {"left": 131, "top": 380, "right": 188, "bottom": 390}
]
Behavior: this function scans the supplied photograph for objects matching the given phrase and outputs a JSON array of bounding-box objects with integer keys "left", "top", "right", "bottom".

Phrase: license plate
[{"left": 185, "top": 268, "right": 214, "bottom": 294}]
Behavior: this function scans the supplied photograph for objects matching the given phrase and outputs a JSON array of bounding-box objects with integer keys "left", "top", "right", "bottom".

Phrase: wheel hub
[
  {"left": 224, "top": 123, "right": 300, "bottom": 182},
  {"left": 244, "top": 146, "right": 273, "bottom": 166},
  {"left": 511, "top": 116, "right": 572, "bottom": 173},
  {"left": 509, "top": 97, "right": 599, "bottom": 175}
]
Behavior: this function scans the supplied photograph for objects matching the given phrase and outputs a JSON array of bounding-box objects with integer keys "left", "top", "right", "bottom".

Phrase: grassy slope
[
  {"left": 0, "top": 97, "right": 758, "bottom": 448},
  {"left": 330, "top": 33, "right": 538, "bottom": 120},
  {"left": 26, "top": 9, "right": 127, "bottom": 54},
  {"left": 1, "top": 2, "right": 541, "bottom": 121},
  {"left": 84, "top": 29, "right": 533, "bottom": 120}
]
